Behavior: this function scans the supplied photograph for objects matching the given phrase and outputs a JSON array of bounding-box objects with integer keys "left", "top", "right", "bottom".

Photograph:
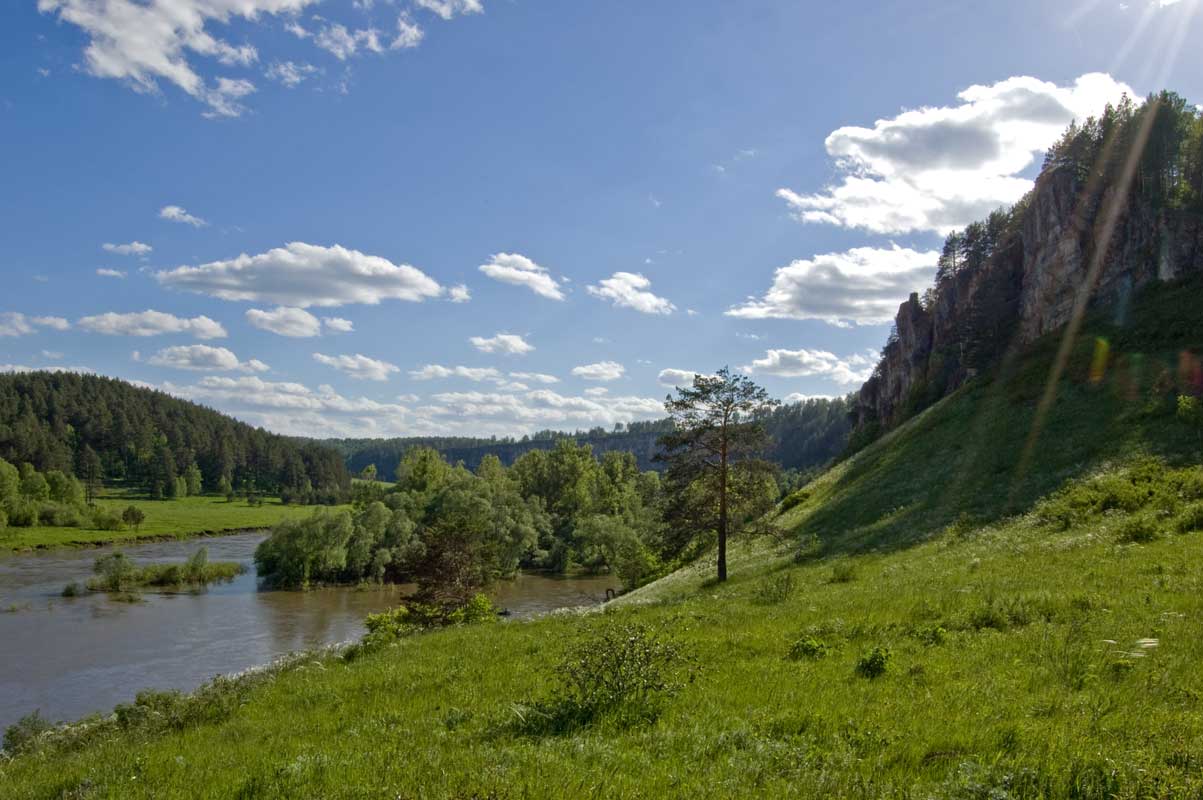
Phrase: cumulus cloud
[
  {"left": 783, "top": 393, "right": 837, "bottom": 403},
  {"left": 392, "top": 15, "right": 424, "bottom": 48},
  {"left": 102, "top": 241, "right": 152, "bottom": 256},
  {"left": 322, "top": 316, "right": 354, "bottom": 333},
  {"left": 587, "top": 272, "right": 676, "bottom": 315},
  {"left": 778, "top": 73, "right": 1133, "bottom": 235},
  {"left": 36, "top": 0, "right": 295, "bottom": 116},
  {"left": 146, "top": 344, "right": 268, "bottom": 372},
  {"left": 741, "top": 348, "right": 876, "bottom": 385},
  {"left": 509, "top": 371, "right": 558, "bottom": 384},
  {"left": 1, "top": 312, "right": 70, "bottom": 337},
  {"left": 314, "top": 23, "right": 384, "bottom": 60},
  {"left": 1, "top": 364, "right": 94, "bottom": 374},
  {"left": 409, "top": 364, "right": 503, "bottom": 382},
  {"left": 478, "top": 253, "right": 564, "bottom": 300},
  {"left": 448, "top": 283, "right": 471, "bottom": 303},
  {"left": 313, "top": 352, "right": 400, "bottom": 381},
  {"left": 414, "top": 0, "right": 483, "bottom": 20},
  {"left": 726, "top": 245, "right": 939, "bottom": 327},
  {"left": 265, "top": 60, "right": 319, "bottom": 87},
  {"left": 425, "top": 389, "right": 663, "bottom": 436},
  {"left": 97, "top": 268, "right": 127, "bottom": 279},
  {"left": 246, "top": 306, "right": 321, "bottom": 338},
  {"left": 657, "top": 368, "right": 709, "bottom": 388},
  {"left": 572, "top": 361, "right": 625, "bottom": 382},
  {"left": 159, "top": 205, "right": 207, "bottom": 226},
  {"left": 77, "top": 310, "right": 227, "bottom": 339},
  {"left": 157, "top": 242, "right": 442, "bottom": 307},
  {"left": 469, "top": 333, "right": 534, "bottom": 355}
]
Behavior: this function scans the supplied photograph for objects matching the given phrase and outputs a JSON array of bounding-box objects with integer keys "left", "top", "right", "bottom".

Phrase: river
[{"left": 0, "top": 532, "right": 617, "bottom": 733}]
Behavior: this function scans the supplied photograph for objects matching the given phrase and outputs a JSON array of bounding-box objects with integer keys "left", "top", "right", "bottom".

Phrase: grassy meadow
[
  {"left": 0, "top": 490, "right": 343, "bottom": 552},
  {"left": 3, "top": 278, "right": 1203, "bottom": 797}
]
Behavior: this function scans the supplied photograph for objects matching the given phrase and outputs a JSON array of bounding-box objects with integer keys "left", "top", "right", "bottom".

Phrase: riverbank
[
  {"left": 0, "top": 493, "right": 347, "bottom": 552},
  {"left": 5, "top": 491, "right": 1203, "bottom": 796}
]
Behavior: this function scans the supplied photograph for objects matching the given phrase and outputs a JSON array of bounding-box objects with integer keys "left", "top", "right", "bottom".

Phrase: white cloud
[
  {"left": 36, "top": 0, "right": 300, "bottom": 116},
  {"left": 147, "top": 344, "right": 268, "bottom": 372},
  {"left": 448, "top": 283, "right": 471, "bottom": 303},
  {"left": 584, "top": 387, "right": 608, "bottom": 397},
  {"left": 784, "top": 393, "right": 837, "bottom": 403},
  {"left": 586, "top": 272, "right": 676, "bottom": 315},
  {"left": 313, "top": 352, "right": 399, "bottom": 381},
  {"left": 322, "top": 316, "right": 354, "bottom": 333},
  {"left": 265, "top": 60, "right": 318, "bottom": 87},
  {"left": 727, "top": 244, "right": 939, "bottom": 327},
  {"left": 414, "top": 0, "right": 484, "bottom": 20},
  {"left": 426, "top": 389, "right": 663, "bottom": 436},
  {"left": 392, "top": 15, "right": 424, "bottom": 48},
  {"left": 1, "top": 313, "right": 70, "bottom": 336},
  {"left": 509, "top": 371, "right": 558, "bottom": 384},
  {"left": 156, "top": 242, "right": 442, "bottom": 307},
  {"left": 469, "top": 333, "right": 534, "bottom": 355},
  {"left": 478, "top": 253, "right": 565, "bottom": 300},
  {"left": 572, "top": 361, "right": 625, "bottom": 382},
  {"left": 314, "top": 23, "right": 384, "bottom": 60},
  {"left": 657, "top": 368, "right": 708, "bottom": 387},
  {"left": 741, "top": 348, "right": 876, "bottom": 385},
  {"left": 41, "top": 350, "right": 64, "bottom": 360},
  {"left": 246, "top": 306, "right": 321, "bottom": 338},
  {"left": 102, "top": 241, "right": 152, "bottom": 256},
  {"left": 159, "top": 205, "right": 207, "bottom": 227},
  {"left": 96, "top": 268, "right": 127, "bottom": 278},
  {"left": 77, "top": 310, "right": 227, "bottom": 339},
  {"left": 1, "top": 364, "right": 94, "bottom": 374},
  {"left": 778, "top": 73, "right": 1133, "bottom": 234},
  {"left": 409, "top": 364, "right": 503, "bottom": 382}
]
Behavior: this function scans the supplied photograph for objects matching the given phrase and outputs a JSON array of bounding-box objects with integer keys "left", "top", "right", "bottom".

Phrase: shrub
[
  {"left": 351, "top": 594, "right": 497, "bottom": 657},
  {"left": 3, "top": 711, "right": 52, "bottom": 754},
  {"left": 788, "top": 636, "right": 830, "bottom": 660},
  {"left": 91, "top": 508, "right": 124, "bottom": 531},
  {"left": 0, "top": 508, "right": 7, "bottom": 531},
  {"left": 855, "top": 646, "right": 891, "bottom": 679},
  {"left": 1175, "top": 502, "right": 1203, "bottom": 533},
  {"left": 517, "top": 620, "right": 692, "bottom": 733},
  {"left": 752, "top": 572, "right": 795, "bottom": 605},
  {"left": 914, "top": 624, "right": 947, "bottom": 646},
  {"left": 829, "top": 561, "right": 857, "bottom": 583},
  {"left": 38, "top": 503, "right": 83, "bottom": 527},
  {"left": 89, "top": 552, "right": 137, "bottom": 592},
  {"left": 61, "top": 581, "right": 83, "bottom": 597},
  {"left": 4, "top": 497, "right": 39, "bottom": 527},
  {"left": 793, "top": 533, "right": 822, "bottom": 563},
  {"left": 780, "top": 489, "right": 810, "bottom": 513},
  {"left": 122, "top": 505, "right": 146, "bottom": 532},
  {"left": 1116, "top": 516, "right": 1160, "bottom": 544}
]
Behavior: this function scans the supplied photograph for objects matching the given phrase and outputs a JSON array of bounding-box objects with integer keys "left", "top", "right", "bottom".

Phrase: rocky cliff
[{"left": 855, "top": 164, "right": 1203, "bottom": 429}]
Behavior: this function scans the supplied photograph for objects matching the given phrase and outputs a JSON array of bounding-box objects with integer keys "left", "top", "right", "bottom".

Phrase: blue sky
[{"left": 2, "top": 0, "right": 1200, "bottom": 438}]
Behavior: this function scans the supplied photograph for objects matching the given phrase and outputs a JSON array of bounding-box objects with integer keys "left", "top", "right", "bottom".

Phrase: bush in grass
[
  {"left": 752, "top": 572, "right": 796, "bottom": 605},
  {"left": 91, "top": 507, "right": 124, "bottom": 531},
  {"left": 788, "top": 636, "right": 830, "bottom": 660},
  {"left": 779, "top": 488, "right": 810, "bottom": 513},
  {"left": 516, "top": 620, "right": 692, "bottom": 733},
  {"left": 1116, "top": 516, "right": 1160, "bottom": 544},
  {"left": 122, "top": 505, "right": 145, "bottom": 532},
  {"left": 4, "top": 497, "right": 39, "bottom": 527},
  {"left": 38, "top": 503, "right": 82, "bottom": 528},
  {"left": 855, "top": 646, "right": 891, "bottom": 679},
  {"left": 914, "top": 624, "right": 947, "bottom": 646},
  {"left": 829, "top": 561, "right": 857, "bottom": 583},
  {"left": 350, "top": 594, "right": 497, "bottom": 658},
  {"left": 3, "top": 711, "right": 52, "bottom": 754},
  {"left": 1174, "top": 502, "right": 1203, "bottom": 533}
]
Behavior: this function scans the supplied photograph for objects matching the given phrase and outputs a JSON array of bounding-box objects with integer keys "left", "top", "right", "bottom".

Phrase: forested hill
[
  {"left": 329, "top": 395, "right": 854, "bottom": 477},
  {"left": 0, "top": 372, "right": 350, "bottom": 502},
  {"left": 855, "top": 91, "right": 1203, "bottom": 436}
]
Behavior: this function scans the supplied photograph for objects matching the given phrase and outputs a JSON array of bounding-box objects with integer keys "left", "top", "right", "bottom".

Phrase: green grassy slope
[
  {"left": 3, "top": 278, "right": 1203, "bottom": 798},
  {"left": 0, "top": 491, "right": 341, "bottom": 551}
]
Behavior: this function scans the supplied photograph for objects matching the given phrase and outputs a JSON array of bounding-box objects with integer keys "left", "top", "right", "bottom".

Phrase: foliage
[
  {"left": 83, "top": 547, "right": 244, "bottom": 593},
  {"left": 788, "top": 636, "right": 830, "bottom": 660},
  {"left": 855, "top": 646, "right": 891, "bottom": 679},
  {"left": 122, "top": 505, "right": 145, "bottom": 532},
  {"left": 2, "top": 711, "right": 52, "bottom": 755},
  {"left": 516, "top": 620, "right": 692, "bottom": 733},
  {"left": 353, "top": 594, "right": 497, "bottom": 657},
  {"left": 658, "top": 367, "right": 779, "bottom": 581},
  {"left": 0, "top": 371, "right": 349, "bottom": 502}
]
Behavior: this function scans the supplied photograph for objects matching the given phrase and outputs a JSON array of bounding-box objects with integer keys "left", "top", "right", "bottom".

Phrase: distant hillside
[
  {"left": 856, "top": 91, "right": 1203, "bottom": 438},
  {"left": 329, "top": 396, "right": 854, "bottom": 477},
  {"left": 0, "top": 372, "right": 350, "bottom": 501}
]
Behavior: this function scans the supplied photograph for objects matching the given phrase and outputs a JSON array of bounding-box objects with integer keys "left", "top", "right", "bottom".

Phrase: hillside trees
[{"left": 658, "top": 368, "right": 779, "bottom": 582}]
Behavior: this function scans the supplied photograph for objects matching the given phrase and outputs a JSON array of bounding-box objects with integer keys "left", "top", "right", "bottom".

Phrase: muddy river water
[{"left": 0, "top": 532, "right": 617, "bottom": 732}]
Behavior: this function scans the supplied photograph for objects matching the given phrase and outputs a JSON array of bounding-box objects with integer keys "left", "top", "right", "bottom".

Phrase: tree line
[{"left": 0, "top": 372, "right": 351, "bottom": 504}]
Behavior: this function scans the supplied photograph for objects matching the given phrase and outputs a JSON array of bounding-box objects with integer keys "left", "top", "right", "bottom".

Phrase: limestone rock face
[{"left": 854, "top": 165, "right": 1203, "bottom": 430}]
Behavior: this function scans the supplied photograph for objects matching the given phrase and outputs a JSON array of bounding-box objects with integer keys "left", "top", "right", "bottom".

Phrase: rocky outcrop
[{"left": 854, "top": 165, "right": 1203, "bottom": 429}]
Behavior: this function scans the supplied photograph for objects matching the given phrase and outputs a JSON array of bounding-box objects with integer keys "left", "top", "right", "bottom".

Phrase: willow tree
[{"left": 657, "top": 367, "right": 779, "bottom": 582}]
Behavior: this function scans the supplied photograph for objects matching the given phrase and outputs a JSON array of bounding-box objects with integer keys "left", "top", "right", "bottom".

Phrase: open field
[{"left": 0, "top": 491, "right": 346, "bottom": 552}]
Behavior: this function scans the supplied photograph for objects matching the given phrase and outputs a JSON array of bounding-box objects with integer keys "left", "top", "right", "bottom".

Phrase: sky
[{"left": 1, "top": 0, "right": 1200, "bottom": 440}]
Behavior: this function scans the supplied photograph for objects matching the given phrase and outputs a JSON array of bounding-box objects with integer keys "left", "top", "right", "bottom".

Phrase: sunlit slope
[{"left": 781, "top": 274, "right": 1203, "bottom": 555}]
